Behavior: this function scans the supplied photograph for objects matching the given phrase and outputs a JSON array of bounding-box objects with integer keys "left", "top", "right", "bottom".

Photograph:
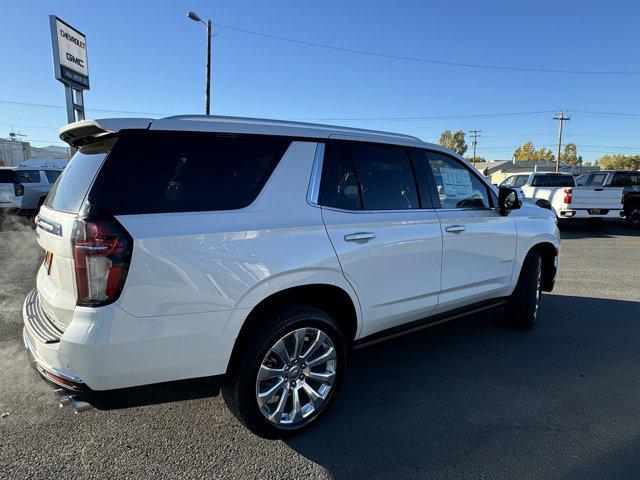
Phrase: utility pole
[
  {"left": 469, "top": 130, "right": 482, "bottom": 164},
  {"left": 553, "top": 111, "right": 570, "bottom": 172}
]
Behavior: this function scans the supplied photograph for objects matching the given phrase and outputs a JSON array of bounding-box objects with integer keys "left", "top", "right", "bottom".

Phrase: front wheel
[
  {"left": 505, "top": 252, "right": 542, "bottom": 329},
  {"left": 222, "top": 304, "right": 347, "bottom": 438}
]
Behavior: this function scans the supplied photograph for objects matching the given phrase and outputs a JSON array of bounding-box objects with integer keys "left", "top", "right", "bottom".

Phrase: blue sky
[{"left": 2, "top": 0, "right": 640, "bottom": 162}]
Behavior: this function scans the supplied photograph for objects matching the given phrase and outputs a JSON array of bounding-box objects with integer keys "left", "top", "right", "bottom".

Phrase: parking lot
[{"left": 1, "top": 214, "right": 639, "bottom": 479}]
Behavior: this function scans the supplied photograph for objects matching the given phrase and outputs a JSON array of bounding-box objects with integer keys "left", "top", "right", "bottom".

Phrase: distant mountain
[{"left": 31, "top": 145, "right": 69, "bottom": 159}]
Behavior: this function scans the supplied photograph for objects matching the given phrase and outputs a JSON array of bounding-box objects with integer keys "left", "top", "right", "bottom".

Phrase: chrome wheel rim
[{"left": 256, "top": 327, "right": 337, "bottom": 427}]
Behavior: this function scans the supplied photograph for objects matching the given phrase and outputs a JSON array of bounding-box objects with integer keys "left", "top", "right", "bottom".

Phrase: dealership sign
[{"left": 49, "top": 16, "right": 90, "bottom": 89}]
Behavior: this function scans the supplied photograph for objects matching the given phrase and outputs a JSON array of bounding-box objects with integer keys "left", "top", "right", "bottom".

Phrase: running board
[{"left": 354, "top": 298, "right": 509, "bottom": 349}]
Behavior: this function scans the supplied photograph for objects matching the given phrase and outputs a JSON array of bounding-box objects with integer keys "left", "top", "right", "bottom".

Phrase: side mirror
[{"left": 498, "top": 186, "right": 522, "bottom": 216}]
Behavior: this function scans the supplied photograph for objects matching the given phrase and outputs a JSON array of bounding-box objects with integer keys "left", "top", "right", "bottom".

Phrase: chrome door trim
[{"left": 306, "top": 142, "right": 325, "bottom": 207}]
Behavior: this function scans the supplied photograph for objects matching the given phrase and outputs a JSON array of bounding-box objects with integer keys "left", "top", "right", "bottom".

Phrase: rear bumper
[
  {"left": 23, "top": 287, "right": 234, "bottom": 391},
  {"left": 557, "top": 209, "right": 623, "bottom": 219}
]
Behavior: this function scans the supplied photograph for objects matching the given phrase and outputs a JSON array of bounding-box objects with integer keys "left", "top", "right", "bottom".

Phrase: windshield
[{"left": 44, "top": 142, "right": 112, "bottom": 213}]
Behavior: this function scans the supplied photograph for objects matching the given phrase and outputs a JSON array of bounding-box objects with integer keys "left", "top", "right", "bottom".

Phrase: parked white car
[
  {"left": 24, "top": 116, "right": 560, "bottom": 437},
  {"left": 0, "top": 166, "right": 62, "bottom": 213},
  {"left": 500, "top": 172, "right": 624, "bottom": 225}
]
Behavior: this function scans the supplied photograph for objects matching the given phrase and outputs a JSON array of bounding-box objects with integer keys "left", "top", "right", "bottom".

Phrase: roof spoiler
[{"left": 59, "top": 118, "right": 152, "bottom": 148}]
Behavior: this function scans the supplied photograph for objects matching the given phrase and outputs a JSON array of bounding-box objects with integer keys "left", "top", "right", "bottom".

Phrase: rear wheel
[
  {"left": 626, "top": 207, "right": 640, "bottom": 229},
  {"left": 505, "top": 252, "right": 542, "bottom": 330},
  {"left": 222, "top": 304, "right": 347, "bottom": 438}
]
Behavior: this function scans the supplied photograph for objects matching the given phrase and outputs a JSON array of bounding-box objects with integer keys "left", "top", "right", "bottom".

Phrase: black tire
[
  {"left": 626, "top": 207, "right": 640, "bottom": 230},
  {"left": 505, "top": 252, "right": 542, "bottom": 330},
  {"left": 222, "top": 304, "right": 348, "bottom": 438}
]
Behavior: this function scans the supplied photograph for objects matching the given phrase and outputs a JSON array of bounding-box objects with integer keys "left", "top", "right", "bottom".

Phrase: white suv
[{"left": 24, "top": 116, "right": 560, "bottom": 437}]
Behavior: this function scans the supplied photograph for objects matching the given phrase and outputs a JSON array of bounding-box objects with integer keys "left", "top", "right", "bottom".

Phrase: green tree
[
  {"left": 439, "top": 130, "right": 468, "bottom": 156},
  {"left": 596, "top": 154, "right": 640, "bottom": 170},
  {"left": 465, "top": 155, "right": 485, "bottom": 163},
  {"left": 513, "top": 141, "right": 555, "bottom": 162},
  {"left": 560, "top": 143, "right": 582, "bottom": 166}
]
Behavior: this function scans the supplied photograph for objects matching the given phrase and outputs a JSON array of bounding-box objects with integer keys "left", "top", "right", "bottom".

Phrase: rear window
[
  {"left": 611, "top": 172, "right": 640, "bottom": 186},
  {"left": 0, "top": 170, "right": 16, "bottom": 183},
  {"left": 44, "top": 141, "right": 113, "bottom": 213},
  {"left": 91, "top": 131, "right": 291, "bottom": 215},
  {"left": 531, "top": 174, "right": 575, "bottom": 187},
  {"left": 15, "top": 170, "right": 41, "bottom": 183}
]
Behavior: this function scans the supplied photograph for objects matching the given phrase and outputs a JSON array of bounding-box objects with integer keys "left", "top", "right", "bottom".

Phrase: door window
[
  {"left": 590, "top": 173, "right": 608, "bottom": 186},
  {"left": 350, "top": 143, "right": 419, "bottom": 210},
  {"left": 512, "top": 175, "right": 529, "bottom": 188},
  {"left": 423, "top": 152, "right": 491, "bottom": 209},
  {"left": 500, "top": 176, "right": 515, "bottom": 187},
  {"left": 611, "top": 172, "right": 640, "bottom": 186},
  {"left": 575, "top": 174, "right": 590, "bottom": 186},
  {"left": 319, "top": 142, "right": 362, "bottom": 210}
]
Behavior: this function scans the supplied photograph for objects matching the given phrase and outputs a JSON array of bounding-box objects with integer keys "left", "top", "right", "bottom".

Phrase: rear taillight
[
  {"left": 14, "top": 183, "right": 24, "bottom": 196},
  {"left": 72, "top": 218, "right": 133, "bottom": 307},
  {"left": 563, "top": 188, "right": 572, "bottom": 204}
]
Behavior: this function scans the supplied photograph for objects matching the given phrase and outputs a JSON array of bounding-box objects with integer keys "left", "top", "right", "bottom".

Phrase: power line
[
  {"left": 215, "top": 23, "right": 640, "bottom": 76},
  {"left": 0, "top": 100, "right": 172, "bottom": 116}
]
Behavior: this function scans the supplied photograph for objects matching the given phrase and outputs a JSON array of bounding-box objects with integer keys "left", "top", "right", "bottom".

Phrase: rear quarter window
[
  {"left": 92, "top": 131, "right": 291, "bottom": 215},
  {"left": 0, "top": 170, "right": 16, "bottom": 183}
]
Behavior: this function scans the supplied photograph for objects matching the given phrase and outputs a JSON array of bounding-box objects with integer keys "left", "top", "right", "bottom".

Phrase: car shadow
[
  {"left": 284, "top": 294, "right": 640, "bottom": 479},
  {"left": 559, "top": 220, "right": 640, "bottom": 238}
]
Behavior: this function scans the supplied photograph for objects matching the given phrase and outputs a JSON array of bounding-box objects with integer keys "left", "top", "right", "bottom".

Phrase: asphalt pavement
[{"left": 1, "top": 214, "right": 639, "bottom": 479}]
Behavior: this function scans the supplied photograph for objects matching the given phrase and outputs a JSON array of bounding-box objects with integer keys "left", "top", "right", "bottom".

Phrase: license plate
[
  {"left": 589, "top": 209, "right": 605, "bottom": 215},
  {"left": 44, "top": 251, "right": 53, "bottom": 275}
]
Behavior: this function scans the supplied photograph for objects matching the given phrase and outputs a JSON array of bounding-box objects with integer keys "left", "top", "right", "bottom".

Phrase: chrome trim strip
[
  {"left": 307, "top": 142, "right": 325, "bottom": 206},
  {"left": 22, "top": 327, "right": 85, "bottom": 385},
  {"left": 35, "top": 215, "right": 62, "bottom": 237}
]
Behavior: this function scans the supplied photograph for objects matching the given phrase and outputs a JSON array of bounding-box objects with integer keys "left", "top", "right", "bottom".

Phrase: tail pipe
[{"left": 54, "top": 389, "right": 94, "bottom": 414}]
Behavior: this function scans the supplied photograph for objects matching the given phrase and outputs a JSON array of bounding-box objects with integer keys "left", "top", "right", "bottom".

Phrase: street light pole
[{"left": 187, "top": 12, "right": 212, "bottom": 115}]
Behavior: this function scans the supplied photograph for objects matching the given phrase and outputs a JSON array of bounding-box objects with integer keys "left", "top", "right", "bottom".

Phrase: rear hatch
[
  {"left": 35, "top": 148, "right": 110, "bottom": 329},
  {"left": 0, "top": 169, "right": 16, "bottom": 205},
  {"left": 571, "top": 187, "right": 624, "bottom": 210}
]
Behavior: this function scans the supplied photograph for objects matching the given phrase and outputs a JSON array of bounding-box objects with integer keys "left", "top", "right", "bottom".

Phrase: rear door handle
[
  {"left": 445, "top": 225, "right": 466, "bottom": 234},
  {"left": 344, "top": 232, "right": 376, "bottom": 242}
]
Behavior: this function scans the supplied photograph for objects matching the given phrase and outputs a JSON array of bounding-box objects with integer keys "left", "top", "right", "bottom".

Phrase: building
[
  {"left": 0, "top": 138, "right": 31, "bottom": 166},
  {"left": 475, "top": 159, "right": 600, "bottom": 184}
]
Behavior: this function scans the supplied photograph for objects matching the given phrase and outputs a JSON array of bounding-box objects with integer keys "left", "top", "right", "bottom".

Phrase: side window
[
  {"left": 500, "top": 176, "right": 515, "bottom": 187},
  {"left": 108, "top": 132, "right": 290, "bottom": 215},
  {"left": 319, "top": 142, "right": 362, "bottom": 210},
  {"left": 350, "top": 143, "right": 419, "bottom": 210},
  {"left": 611, "top": 172, "right": 631, "bottom": 186},
  {"left": 424, "top": 152, "right": 491, "bottom": 209},
  {"left": 513, "top": 175, "right": 529, "bottom": 188},
  {"left": 590, "top": 173, "right": 607, "bottom": 186},
  {"left": 575, "top": 174, "right": 589, "bottom": 186},
  {"left": 45, "top": 170, "right": 61, "bottom": 183},
  {"left": 15, "top": 170, "right": 41, "bottom": 183}
]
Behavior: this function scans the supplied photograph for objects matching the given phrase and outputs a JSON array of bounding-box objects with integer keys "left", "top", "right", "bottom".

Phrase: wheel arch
[
  {"left": 524, "top": 241, "right": 558, "bottom": 292},
  {"left": 225, "top": 282, "right": 360, "bottom": 374}
]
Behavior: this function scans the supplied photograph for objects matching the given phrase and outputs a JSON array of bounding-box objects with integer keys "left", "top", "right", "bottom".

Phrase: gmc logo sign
[{"left": 66, "top": 52, "right": 84, "bottom": 67}]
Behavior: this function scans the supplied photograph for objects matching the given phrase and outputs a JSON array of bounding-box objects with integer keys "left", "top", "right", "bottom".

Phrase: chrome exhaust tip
[
  {"left": 71, "top": 399, "right": 94, "bottom": 414},
  {"left": 55, "top": 391, "right": 73, "bottom": 408}
]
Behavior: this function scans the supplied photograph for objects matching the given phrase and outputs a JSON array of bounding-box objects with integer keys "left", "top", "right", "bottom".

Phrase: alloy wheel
[{"left": 255, "top": 327, "right": 337, "bottom": 427}]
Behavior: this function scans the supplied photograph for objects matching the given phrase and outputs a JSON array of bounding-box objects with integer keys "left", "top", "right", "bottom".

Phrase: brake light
[
  {"left": 563, "top": 188, "right": 572, "bottom": 204},
  {"left": 14, "top": 183, "right": 24, "bottom": 196},
  {"left": 72, "top": 218, "right": 132, "bottom": 306}
]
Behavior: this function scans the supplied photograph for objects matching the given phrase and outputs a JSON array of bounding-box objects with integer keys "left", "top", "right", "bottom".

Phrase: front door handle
[
  {"left": 445, "top": 225, "right": 466, "bottom": 234},
  {"left": 344, "top": 232, "right": 376, "bottom": 242}
]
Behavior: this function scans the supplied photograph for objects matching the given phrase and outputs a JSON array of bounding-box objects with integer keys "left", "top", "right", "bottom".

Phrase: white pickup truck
[{"left": 500, "top": 172, "right": 624, "bottom": 224}]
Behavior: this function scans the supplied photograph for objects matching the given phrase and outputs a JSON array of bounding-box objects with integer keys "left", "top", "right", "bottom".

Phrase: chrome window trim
[
  {"left": 320, "top": 205, "right": 438, "bottom": 215},
  {"left": 307, "top": 142, "right": 325, "bottom": 207}
]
